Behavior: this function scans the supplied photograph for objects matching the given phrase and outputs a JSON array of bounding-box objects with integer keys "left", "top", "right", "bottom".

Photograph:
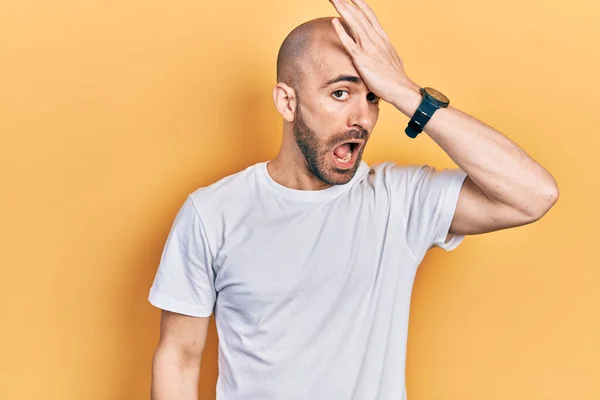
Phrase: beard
[{"left": 293, "top": 105, "right": 368, "bottom": 185}]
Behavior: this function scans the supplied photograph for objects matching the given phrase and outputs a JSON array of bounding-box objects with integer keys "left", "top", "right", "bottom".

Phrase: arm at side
[{"left": 151, "top": 310, "right": 211, "bottom": 400}]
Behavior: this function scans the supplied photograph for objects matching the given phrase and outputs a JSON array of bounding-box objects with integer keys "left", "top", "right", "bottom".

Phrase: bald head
[{"left": 276, "top": 17, "right": 351, "bottom": 94}]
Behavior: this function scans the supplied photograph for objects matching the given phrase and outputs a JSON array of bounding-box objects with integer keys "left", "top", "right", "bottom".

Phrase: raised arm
[
  {"left": 391, "top": 89, "right": 558, "bottom": 235},
  {"left": 328, "top": 0, "right": 558, "bottom": 235}
]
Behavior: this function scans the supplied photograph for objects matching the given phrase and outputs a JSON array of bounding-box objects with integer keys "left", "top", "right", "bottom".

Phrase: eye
[
  {"left": 367, "top": 92, "right": 380, "bottom": 104},
  {"left": 332, "top": 90, "right": 350, "bottom": 100}
]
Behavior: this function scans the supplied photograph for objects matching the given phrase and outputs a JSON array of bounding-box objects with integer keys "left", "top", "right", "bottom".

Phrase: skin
[
  {"left": 151, "top": 310, "right": 208, "bottom": 399},
  {"left": 151, "top": 1, "right": 560, "bottom": 398},
  {"left": 271, "top": 17, "right": 378, "bottom": 187},
  {"left": 272, "top": 0, "right": 559, "bottom": 237}
]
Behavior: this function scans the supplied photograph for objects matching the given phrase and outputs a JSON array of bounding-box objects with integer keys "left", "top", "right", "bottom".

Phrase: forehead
[{"left": 303, "top": 34, "right": 358, "bottom": 88}]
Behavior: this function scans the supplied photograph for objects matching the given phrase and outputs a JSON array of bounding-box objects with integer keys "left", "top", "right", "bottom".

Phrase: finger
[
  {"left": 329, "top": 0, "right": 370, "bottom": 45},
  {"left": 331, "top": 17, "right": 359, "bottom": 55},
  {"left": 350, "top": 0, "right": 388, "bottom": 39}
]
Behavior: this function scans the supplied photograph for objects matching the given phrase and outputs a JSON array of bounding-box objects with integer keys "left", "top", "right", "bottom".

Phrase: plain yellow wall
[{"left": 0, "top": 0, "right": 598, "bottom": 399}]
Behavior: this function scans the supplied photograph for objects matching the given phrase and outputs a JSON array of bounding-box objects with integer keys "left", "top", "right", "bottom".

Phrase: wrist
[{"left": 389, "top": 81, "right": 422, "bottom": 117}]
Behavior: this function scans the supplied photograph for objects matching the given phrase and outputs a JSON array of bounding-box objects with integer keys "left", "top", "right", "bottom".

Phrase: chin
[{"left": 317, "top": 157, "right": 362, "bottom": 185}]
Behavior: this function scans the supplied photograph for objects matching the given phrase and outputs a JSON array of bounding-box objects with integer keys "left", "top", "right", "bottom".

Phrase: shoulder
[
  {"left": 365, "top": 162, "right": 466, "bottom": 204},
  {"left": 367, "top": 161, "right": 434, "bottom": 188},
  {"left": 188, "top": 162, "right": 263, "bottom": 210}
]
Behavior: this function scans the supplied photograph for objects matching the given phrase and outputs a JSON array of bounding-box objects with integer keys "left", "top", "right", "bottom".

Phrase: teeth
[{"left": 335, "top": 150, "right": 353, "bottom": 163}]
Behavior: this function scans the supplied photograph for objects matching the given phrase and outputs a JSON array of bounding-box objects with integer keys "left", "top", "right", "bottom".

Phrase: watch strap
[{"left": 405, "top": 97, "right": 439, "bottom": 138}]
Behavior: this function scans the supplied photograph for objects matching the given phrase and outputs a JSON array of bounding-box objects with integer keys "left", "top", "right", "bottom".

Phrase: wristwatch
[{"left": 405, "top": 87, "right": 450, "bottom": 138}]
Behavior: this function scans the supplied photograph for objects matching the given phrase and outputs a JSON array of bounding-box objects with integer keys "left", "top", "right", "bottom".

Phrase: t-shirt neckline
[{"left": 258, "top": 160, "right": 370, "bottom": 202}]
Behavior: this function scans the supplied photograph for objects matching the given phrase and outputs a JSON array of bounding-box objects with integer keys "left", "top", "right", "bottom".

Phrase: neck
[{"left": 268, "top": 132, "right": 333, "bottom": 191}]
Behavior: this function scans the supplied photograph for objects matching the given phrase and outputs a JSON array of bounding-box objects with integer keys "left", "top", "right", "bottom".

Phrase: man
[{"left": 148, "top": 0, "right": 559, "bottom": 398}]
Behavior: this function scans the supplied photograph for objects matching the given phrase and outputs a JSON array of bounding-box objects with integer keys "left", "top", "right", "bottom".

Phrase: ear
[{"left": 272, "top": 83, "right": 297, "bottom": 122}]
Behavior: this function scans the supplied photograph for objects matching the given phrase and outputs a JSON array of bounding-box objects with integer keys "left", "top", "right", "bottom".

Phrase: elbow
[
  {"left": 151, "top": 343, "right": 203, "bottom": 400},
  {"left": 547, "top": 179, "right": 560, "bottom": 206},
  {"left": 525, "top": 180, "right": 560, "bottom": 222}
]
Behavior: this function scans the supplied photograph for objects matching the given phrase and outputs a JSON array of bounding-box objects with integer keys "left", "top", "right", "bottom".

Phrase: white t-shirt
[{"left": 149, "top": 160, "right": 468, "bottom": 400}]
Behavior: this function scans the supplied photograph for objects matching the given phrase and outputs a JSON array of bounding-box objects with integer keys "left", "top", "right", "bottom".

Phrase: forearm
[
  {"left": 391, "top": 83, "right": 558, "bottom": 216},
  {"left": 151, "top": 345, "right": 202, "bottom": 400}
]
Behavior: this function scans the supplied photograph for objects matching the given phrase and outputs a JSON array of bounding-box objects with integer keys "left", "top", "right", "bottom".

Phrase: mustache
[{"left": 327, "top": 128, "right": 369, "bottom": 147}]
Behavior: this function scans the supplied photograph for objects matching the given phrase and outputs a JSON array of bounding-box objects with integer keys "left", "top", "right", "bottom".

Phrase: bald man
[{"left": 148, "top": 0, "right": 559, "bottom": 399}]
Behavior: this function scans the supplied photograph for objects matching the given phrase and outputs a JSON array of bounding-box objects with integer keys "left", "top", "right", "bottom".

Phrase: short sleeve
[
  {"left": 404, "top": 164, "right": 468, "bottom": 259},
  {"left": 148, "top": 196, "right": 216, "bottom": 317}
]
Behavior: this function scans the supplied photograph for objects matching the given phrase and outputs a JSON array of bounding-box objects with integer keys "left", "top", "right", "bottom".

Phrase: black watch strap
[{"left": 405, "top": 99, "right": 439, "bottom": 139}]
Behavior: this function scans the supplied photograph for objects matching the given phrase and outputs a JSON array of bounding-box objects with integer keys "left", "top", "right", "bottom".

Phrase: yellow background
[{"left": 1, "top": 0, "right": 598, "bottom": 399}]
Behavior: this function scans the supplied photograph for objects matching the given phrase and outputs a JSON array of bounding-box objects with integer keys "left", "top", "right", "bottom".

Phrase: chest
[{"left": 211, "top": 202, "right": 401, "bottom": 316}]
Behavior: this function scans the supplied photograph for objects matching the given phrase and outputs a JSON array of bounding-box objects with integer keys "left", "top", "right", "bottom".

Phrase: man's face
[{"left": 292, "top": 35, "right": 380, "bottom": 185}]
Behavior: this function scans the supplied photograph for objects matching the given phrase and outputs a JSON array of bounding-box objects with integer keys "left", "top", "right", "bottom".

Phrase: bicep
[
  {"left": 449, "top": 176, "right": 536, "bottom": 236},
  {"left": 151, "top": 310, "right": 210, "bottom": 398},
  {"left": 157, "top": 309, "right": 210, "bottom": 361}
]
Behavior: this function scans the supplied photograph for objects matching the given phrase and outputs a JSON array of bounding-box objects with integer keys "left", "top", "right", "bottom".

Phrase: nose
[{"left": 348, "top": 97, "right": 377, "bottom": 131}]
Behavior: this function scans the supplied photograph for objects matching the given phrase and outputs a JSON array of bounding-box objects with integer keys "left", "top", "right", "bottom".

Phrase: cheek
[
  {"left": 305, "top": 104, "right": 342, "bottom": 131},
  {"left": 313, "top": 99, "right": 339, "bottom": 117},
  {"left": 371, "top": 109, "right": 380, "bottom": 126},
  {"left": 317, "top": 101, "right": 351, "bottom": 127}
]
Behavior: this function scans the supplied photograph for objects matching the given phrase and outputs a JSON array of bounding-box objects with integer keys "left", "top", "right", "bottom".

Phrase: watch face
[{"left": 424, "top": 87, "right": 449, "bottom": 104}]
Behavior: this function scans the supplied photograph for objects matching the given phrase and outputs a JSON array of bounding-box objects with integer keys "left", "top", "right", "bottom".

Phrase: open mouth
[{"left": 331, "top": 140, "right": 364, "bottom": 168}]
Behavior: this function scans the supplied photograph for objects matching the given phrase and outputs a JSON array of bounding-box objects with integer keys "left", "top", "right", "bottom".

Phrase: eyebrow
[{"left": 323, "top": 75, "right": 362, "bottom": 87}]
